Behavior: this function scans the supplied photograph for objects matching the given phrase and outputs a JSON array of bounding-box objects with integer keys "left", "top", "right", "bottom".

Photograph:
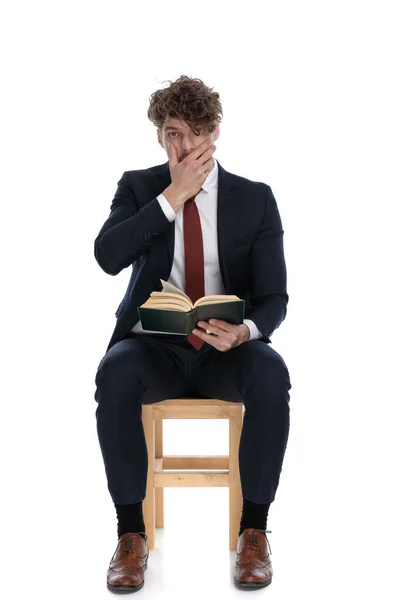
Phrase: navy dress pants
[{"left": 94, "top": 332, "right": 292, "bottom": 505}]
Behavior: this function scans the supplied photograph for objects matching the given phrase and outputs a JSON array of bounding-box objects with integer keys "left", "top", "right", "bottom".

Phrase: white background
[{"left": 1, "top": 1, "right": 399, "bottom": 598}]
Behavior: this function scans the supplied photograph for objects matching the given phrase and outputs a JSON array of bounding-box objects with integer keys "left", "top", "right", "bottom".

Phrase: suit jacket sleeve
[
  {"left": 94, "top": 171, "right": 172, "bottom": 275},
  {"left": 244, "top": 185, "right": 289, "bottom": 340}
]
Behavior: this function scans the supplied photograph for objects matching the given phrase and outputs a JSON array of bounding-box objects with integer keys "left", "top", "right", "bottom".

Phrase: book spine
[{"left": 185, "top": 307, "right": 198, "bottom": 334}]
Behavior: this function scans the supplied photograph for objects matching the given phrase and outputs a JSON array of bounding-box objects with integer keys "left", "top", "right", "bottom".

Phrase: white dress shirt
[{"left": 131, "top": 158, "right": 263, "bottom": 340}]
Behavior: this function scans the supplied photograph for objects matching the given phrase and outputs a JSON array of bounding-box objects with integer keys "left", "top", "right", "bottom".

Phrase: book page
[
  {"left": 140, "top": 302, "right": 187, "bottom": 311},
  {"left": 146, "top": 297, "right": 189, "bottom": 306},
  {"left": 149, "top": 293, "right": 192, "bottom": 310},
  {"left": 194, "top": 299, "right": 240, "bottom": 306},
  {"left": 194, "top": 295, "right": 240, "bottom": 307},
  {"left": 160, "top": 279, "right": 192, "bottom": 304}
]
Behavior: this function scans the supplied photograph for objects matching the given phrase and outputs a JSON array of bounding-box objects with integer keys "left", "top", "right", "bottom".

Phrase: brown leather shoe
[
  {"left": 107, "top": 532, "right": 149, "bottom": 592},
  {"left": 234, "top": 528, "right": 273, "bottom": 589}
]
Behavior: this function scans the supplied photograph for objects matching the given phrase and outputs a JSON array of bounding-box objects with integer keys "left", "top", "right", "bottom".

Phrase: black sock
[
  {"left": 239, "top": 498, "right": 270, "bottom": 536},
  {"left": 114, "top": 501, "right": 147, "bottom": 540}
]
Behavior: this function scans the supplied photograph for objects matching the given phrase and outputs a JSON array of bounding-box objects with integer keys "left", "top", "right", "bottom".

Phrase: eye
[{"left": 168, "top": 132, "right": 178, "bottom": 138}]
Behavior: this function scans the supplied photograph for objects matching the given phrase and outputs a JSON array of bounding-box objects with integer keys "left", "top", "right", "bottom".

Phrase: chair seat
[{"left": 142, "top": 398, "right": 244, "bottom": 550}]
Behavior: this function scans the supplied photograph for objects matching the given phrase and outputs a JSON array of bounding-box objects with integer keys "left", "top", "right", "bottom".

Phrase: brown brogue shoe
[
  {"left": 107, "top": 532, "right": 149, "bottom": 593},
  {"left": 234, "top": 528, "right": 273, "bottom": 589}
]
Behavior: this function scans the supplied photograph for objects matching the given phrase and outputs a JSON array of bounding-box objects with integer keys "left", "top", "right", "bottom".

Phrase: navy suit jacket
[{"left": 94, "top": 159, "right": 289, "bottom": 353}]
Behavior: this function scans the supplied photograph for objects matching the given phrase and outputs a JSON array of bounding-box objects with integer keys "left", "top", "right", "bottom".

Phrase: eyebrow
[{"left": 164, "top": 125, "right": 203, "bottom": 132}]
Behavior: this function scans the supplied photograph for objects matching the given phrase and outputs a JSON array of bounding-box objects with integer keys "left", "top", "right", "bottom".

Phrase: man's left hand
[{"left": 192, "top": 319, "right": 250, "bottom": 351}]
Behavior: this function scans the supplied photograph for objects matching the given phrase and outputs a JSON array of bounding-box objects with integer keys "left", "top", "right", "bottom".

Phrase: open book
[{"left": 137, "top": 280, "right": 245, "bottom": 335}]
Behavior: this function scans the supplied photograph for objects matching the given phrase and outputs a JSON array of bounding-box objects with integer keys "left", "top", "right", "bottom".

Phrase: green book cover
[{"left": 138, "top": 299, "right": 245, "bottom": 335}]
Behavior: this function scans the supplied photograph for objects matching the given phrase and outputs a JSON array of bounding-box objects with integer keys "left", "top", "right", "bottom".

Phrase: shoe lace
[
  {"left": 123, "top": 533, "right": 147, "bottom": 556},
  {"left": 245, "top": 529, "right": 273, "bottom": 557}
]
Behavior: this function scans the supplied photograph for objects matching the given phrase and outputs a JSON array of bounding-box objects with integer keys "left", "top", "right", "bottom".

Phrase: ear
[
  {"left": 157, "top": 128, "right": 164, "bottom": 148},
  {"left": 213, "top": 124, "right": 220, "bottom": 142}
]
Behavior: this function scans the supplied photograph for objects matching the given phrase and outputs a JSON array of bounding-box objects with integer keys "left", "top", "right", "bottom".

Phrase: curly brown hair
[{"left": 147, "top": 75, "right": 223, "bottom": 136}]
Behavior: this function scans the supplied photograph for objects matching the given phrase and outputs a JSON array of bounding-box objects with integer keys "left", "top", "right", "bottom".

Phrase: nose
[{"left": 182, "top": 143, "right": 193, "bottom": 157}]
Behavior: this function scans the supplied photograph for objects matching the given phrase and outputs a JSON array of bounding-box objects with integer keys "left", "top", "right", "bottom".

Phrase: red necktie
[{"left": 183, "top": 193, "right": 206, "bottom": 350}]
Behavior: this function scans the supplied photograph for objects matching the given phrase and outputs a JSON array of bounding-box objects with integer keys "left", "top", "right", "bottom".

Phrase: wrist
[
  {"left": 163, "top": 184, "right": 186, "bottom": 213},
  {"left": 240, "top": 324, "right": 251, "bottom": 343}
]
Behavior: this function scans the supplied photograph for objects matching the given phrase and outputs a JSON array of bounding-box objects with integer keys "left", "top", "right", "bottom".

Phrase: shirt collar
[{"left": 201, "top": 157, "right": 218, "bottom": 193}]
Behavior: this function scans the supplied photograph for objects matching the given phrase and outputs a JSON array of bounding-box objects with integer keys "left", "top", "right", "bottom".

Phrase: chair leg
[
  {"left": 142, "top": 404, "right": 156, "bottom": 549},
  {"left": 155, "top": 418, "right": 164, "bottom": 528},
  {"left": 229, "top": 404, "right": 244, "bottom": 550}
]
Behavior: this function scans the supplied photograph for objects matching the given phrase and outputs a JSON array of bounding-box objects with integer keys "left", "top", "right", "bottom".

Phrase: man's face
[{"left": 157, "top": 116, "right": 220, "bottom": 163}]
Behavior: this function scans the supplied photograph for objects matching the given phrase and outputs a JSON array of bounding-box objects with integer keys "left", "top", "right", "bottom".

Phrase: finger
[
  {"left": 197, "top": 143, "right": 216, "bottom": 166},
  {"left": 192, "top": 328, "right": 221, "bottom": 349},
  {"left": 199, "top": 152, "right": 216, "bottom": 169},
  {"left": 208, "top": 319, "right": 233, "bottom": 332},
  {"left": 192, "top": 328, "right": 209, "bottom": 340},
  {"left": 168, "top": 142, "right": 178, "bottom": 168},
  {"left": 189, "top": 138, "right": 214, "bottom": 161},
  {"left": 197, "top": 321, "right": 220, "bottom": 334},
  {"left": 193, "top": 327, "right": 215, "bottom": 338}
]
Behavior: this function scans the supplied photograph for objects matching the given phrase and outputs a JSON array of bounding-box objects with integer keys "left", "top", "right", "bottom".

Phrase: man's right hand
[{"left": 163, "top": 138, "right": 216, "bottom": 212}]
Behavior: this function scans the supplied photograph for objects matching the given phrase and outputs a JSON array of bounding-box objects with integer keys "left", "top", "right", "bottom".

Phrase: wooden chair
[{"left": 142, "top": 398, "right": 244, "bottom": 550}]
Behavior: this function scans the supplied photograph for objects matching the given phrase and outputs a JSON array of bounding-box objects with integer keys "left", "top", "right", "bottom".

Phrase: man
[{"left": 94, "top": 75, "right": 291, "bottom": 592}]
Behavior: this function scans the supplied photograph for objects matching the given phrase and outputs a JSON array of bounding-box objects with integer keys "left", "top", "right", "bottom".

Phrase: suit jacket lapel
[
  {"left": 156, "top": 162, "right": 174, "bottom": 270},
  {"left": 216, "top": 161, "right": 240, "bottom": 294}
]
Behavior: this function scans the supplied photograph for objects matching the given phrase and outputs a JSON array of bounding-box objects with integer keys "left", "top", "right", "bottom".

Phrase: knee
[
  {"left": 266, "top": 352, "right": 291, "bottom": 389},
  {"left": 94, "top": 345, "right": 144, "bottom": 401},
  {"left": 241, "top": 349, "right": 291, "bottom": 405}
]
